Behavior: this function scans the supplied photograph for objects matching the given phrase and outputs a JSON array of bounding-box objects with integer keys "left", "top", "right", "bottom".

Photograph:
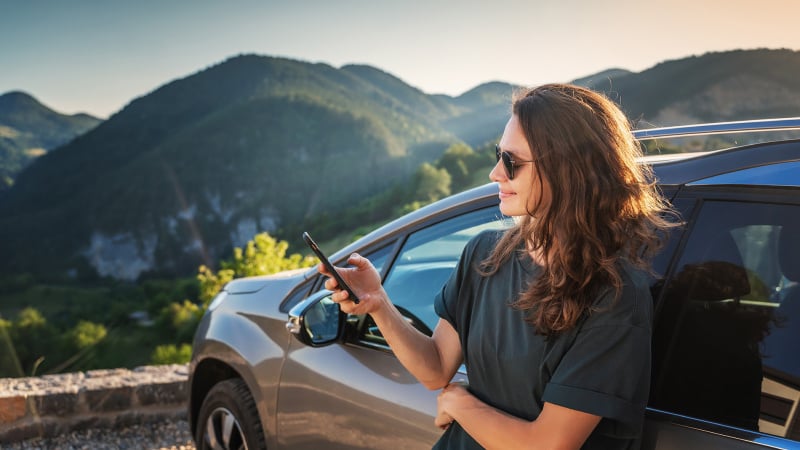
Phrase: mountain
[
  {"left": 442, "top": 82, "right": 516, "bottom": 146},
  {"left": 0, "top": 55, "right": 514, "bottom": 280},
  {"left": 1, "top": 48, "right": 799, "bottom": 281},
  {"left": 0, "top": 92, "right": 101, "bottom": 189},
  {"left": 582, "top": 49, "right": 800, "bottom": 126},
  {"left": 571, "top": 68, "right": 633, "bottom": 88}
]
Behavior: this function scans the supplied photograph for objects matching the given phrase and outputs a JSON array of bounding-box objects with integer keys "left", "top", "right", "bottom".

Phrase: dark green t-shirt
[{"left": 433, "top": 230, "right": 652, "bottom": 449}]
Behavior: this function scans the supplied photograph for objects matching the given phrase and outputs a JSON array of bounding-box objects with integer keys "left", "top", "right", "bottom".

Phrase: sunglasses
[{"left": 495, "top": 144, "right": 535, "bottom": 180}]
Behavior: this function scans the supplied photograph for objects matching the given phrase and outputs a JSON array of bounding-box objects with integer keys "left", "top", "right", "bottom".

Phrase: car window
[
  {"left": 691, "top": 160, "right": 800, "bottom": 187},
  {"left": 360, "top": 207, "right": 509, "bottom": 344},
  {"left": 650, "top": 197, "right": 695, "bottom": 286},
  {"left": 363, "top": 243, "right": 393, "bottom": 274},
  {"left": 650, "top": 200, "right": 800, "bottom": 440},
  {"left": 281, "top": 279, "right": 315, "bottom": 313}
]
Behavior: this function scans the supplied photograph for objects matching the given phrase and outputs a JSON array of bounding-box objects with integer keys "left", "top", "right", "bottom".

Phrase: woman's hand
[
  {"left": 435, "top": 382, "right": 470, "bottom": 430},
  {"left": 318, "top": 253, "right": 385, "bottom": 314},
  {"left": 323, "top": 255, "right": 464, "bottom": 392}
]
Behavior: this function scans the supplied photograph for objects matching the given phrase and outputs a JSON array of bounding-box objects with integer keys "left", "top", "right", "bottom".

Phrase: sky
[{"left": 1, "top": 0, "right": 798, "bottom": 119}]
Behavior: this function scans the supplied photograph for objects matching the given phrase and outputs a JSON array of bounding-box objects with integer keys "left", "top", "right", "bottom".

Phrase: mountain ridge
[
  {"left": 0, "top": 54, "right": 515, "bottom": 279},
  {"left": 1, "top": 48, "right": 799, "bottom": 280},
  {"left": 0, "top": 91, "right": 101, "bottom": 188}
]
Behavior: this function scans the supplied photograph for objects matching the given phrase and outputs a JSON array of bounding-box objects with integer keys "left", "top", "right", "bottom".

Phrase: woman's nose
[{"left": 489, "top": 158, "right": 506, "bottom": 182}]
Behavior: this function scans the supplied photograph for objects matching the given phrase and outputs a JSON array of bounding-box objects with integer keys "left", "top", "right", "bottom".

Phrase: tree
[
  {"left": 437, "top": 143, "right": 476, "bottom": 191},
  {"left": 151, "top": 343, "right": 193, "bottom": 365},
  {"left": 198, "top": 232, "right": 316, "bottom": 306},
  {"left": 69, "top": 320, "right": 107, "bottom": 349},
  {"left": 0, "top": 317, "right": 23, "bottom": 377},
  {"left": 227, "top": 232, "right": 315, "bottom": 277},
  {"left": 413, "top": 162, "right": 451, "bottom": 203},
  {"left": 16, "top": 307, "right": 46, "bottom": 329},
  {"left": 10, "top": 307, "right": 58, "bottom": 375},
  {"left": 158, "top": 299, "right": 203, "bottom": 342},
  {"left": 197, "top": 266, "right": 235, "bottom": 307}
]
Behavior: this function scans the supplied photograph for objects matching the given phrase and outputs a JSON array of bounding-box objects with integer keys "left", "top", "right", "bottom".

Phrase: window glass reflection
[{"left": 651, "top": 201, "right": 800, "bottom": 439}]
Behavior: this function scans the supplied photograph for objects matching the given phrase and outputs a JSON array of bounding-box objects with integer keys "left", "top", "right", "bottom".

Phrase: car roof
[
  {"left": 649, "top": 139, "right": 800, "bottom": 187},
  {"left": 634, "top": 117, "right": 800, "bottom": 187}
]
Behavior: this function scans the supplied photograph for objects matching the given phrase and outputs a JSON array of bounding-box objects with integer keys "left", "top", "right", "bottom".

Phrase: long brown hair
[{"left": 482, "top": 83, "right": 677, "bottom": 335}]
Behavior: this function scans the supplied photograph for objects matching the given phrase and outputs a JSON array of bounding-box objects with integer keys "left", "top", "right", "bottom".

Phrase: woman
[{"left": 320, "top": 83, "right": 676, "bottom": 449}]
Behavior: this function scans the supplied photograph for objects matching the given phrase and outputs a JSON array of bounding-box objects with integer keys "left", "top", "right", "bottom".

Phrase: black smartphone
[{"left": 302, "top": 232, "right": 360, "bottom": 304}]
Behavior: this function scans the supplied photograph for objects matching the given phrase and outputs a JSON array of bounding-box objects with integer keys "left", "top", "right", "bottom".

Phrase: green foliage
[
  {"left": 398, "top": 201, "right": 427, "bottom": 216},
  {"left": 157, "top": 300, "right": 203, "bottom": 342},
  {"left": 226, "top": 233, "right": 316, "bottom": 277},
  {"left": 0, "top": 277, "right": 203, "bottom": 377},
  {"left": 0, "top": 283, "right": 118, "bottom": 329},
  {"left": 197, "top": 266, "right": 234, "bottom": 307},
  {"left": 436, "top": 143, "right": 495, "bottom": 192},
  {"left": 166, "top": 300, "right": 202, "bottom": 329},
  {"left": 5, "top": 307, "right": 60, "bottom": 375},
  {"left": 140, "top": 277, "right": 200, "bottom": 317},
  {"left": 0, "top": 272, "right": 35, "bottom": 294},
  {"left": 199, "top": 232, "right": 316, "bottom": 306},
  {"left": 68, "top": 320, "right": 107, "bottom": 349},
  {"left": 0, "top": 317, "right": 23, "bottom": 377},
  {"left": 16, "top": 306, "right": 46, "bottom": 328},
  {"left": 151, "top": 343, "right": 193, "bottom": 365},
  {"left": 437, "top": 144, "right": 473, "bottom": 189},
  {"left": 413, "top": 162, "right": 451, "bottom": 203}
]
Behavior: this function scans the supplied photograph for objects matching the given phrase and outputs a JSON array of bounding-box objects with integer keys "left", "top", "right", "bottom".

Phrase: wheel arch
[{"left": 189, "top": 357, "right": 242, "bottom": 437}]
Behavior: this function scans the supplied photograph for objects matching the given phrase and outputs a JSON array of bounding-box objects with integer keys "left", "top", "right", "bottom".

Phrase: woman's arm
[
  {"left": 321, "top": 253, "right": 463, "bottom": 389},
  {"left": 437, "top": 384, "right": 601, "bottom": 450}
]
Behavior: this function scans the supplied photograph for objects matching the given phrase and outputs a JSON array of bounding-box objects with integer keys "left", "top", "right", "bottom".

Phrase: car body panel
[
  {"left": 276, "top": 340, "right": 439, "bottom": 449},
  {"left": 643, "top": 410, "right": 800, "bottom": 449}
]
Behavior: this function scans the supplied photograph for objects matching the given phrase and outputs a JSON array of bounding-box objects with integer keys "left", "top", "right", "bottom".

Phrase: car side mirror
[{"left": 286, "top": 290, "right": 345, "bottom": 347}]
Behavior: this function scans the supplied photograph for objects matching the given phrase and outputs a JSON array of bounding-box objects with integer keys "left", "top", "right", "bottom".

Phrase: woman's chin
[{"left": 499, "top": 203, "right": 523, "bottom": 217}]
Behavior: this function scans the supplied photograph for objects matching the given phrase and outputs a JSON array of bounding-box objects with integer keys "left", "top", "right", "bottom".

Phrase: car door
[
  {"left": 644, "top": 186, "right": 800, "bottom": 449},
  {"left": 275, "top": 206, "right": 507, "bottom": 449}
]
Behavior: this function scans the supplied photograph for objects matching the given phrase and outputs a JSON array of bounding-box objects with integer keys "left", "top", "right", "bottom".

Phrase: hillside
[
  {"left": 587, "top": 48, "right": 800, "bottom": 125},
  {"left": 0, "top": 55, "right": 513, "bottom": 279},
  {"left": 571, "top": 68, "right": 633, "bottom": 88},
  {"left": 1, "top": 48, "right": 799, "bottom": 281},
  {"left": 0, "top": 92, "right": 101, "bottom": 189}
]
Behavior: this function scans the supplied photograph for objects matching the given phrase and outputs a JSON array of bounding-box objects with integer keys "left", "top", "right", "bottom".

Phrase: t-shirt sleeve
[
  {"left": 542, "top": 288, "right": 652, "bottom": 438},
  {"left": 434, "top": 242, "right": 471, "bottom": 331},
  {"left": 434, "top": 231, "right": 491, "bottom": 332}
]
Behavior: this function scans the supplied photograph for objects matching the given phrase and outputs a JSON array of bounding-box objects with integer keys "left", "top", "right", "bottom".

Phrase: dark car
[{"left": 189, "top": 118, "right": 800, "bottom": 449}]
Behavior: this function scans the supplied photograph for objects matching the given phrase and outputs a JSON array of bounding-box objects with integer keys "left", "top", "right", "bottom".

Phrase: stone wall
[{"left": 0, "top": 364, "right": 188, "bottom": 443}]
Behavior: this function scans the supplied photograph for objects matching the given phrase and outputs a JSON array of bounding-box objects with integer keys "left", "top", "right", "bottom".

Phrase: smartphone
[{"left": 302, "top": 232, "right": 360, "bottom": 304}]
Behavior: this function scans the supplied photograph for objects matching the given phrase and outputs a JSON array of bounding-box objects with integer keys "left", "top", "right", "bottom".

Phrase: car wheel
[{"left": 195, "top": 378, "right": 266, "bottom": 450}]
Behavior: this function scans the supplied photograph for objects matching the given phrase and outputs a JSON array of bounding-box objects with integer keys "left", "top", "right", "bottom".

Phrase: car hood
[{"left": 224, "top": 267, "right": 309, "bottom": 295}]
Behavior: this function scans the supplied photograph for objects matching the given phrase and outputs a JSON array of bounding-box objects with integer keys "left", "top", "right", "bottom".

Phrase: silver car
[{"left": 189, "top": 118, "right": 800, "bottom": 449}]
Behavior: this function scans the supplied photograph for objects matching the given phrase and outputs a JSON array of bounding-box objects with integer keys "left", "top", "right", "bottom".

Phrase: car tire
[{"left": 195, "top": 378, "right": 267, "bottom": 450}]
